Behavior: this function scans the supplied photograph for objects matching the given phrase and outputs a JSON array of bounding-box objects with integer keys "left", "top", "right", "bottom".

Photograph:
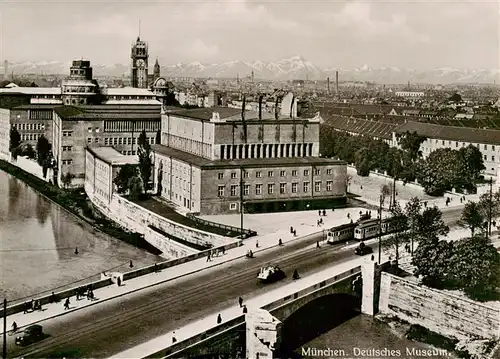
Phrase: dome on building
[{"left": 153, "top": 77, "right": 169, "bottom": 89}]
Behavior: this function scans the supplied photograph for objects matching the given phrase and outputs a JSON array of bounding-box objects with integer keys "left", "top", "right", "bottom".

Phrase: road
[{"left": 8, "top": 207, "right": 464, "bottom": 358}]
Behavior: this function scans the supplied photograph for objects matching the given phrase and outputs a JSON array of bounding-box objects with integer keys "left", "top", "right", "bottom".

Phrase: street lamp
[{"left": 378, "top": 194, "right": 383, "bottom": 264}]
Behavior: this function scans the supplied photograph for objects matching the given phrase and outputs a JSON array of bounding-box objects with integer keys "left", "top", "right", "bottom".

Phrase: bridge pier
[
  {"left": 246, "top": 309, "right": 282, "bottom": 359},
  {"left": 361, "top": 259, "right": 383, "bottom": 316}
]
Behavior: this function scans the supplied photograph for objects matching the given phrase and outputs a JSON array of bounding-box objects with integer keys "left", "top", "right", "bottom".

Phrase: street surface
[{"left": 7, "top": 207, "right": 464, "bottom": 358}]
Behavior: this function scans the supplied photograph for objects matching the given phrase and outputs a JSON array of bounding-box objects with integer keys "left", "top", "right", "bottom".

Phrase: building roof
[
  {"left": 101, "top": 87, "right": 156, "bottom": 96},
  {"left": 86, "top": 145, "right": 139, "bottom": 166},
  {"left": 152, "top": 144, "right": 345, "bottom": 169},
  {"left": 394, "top": 121, "right": 500, "bottom": 146},
  {"left": 0, "top": 94, "right": 32, "bottom": 109},
  {"left": 13, "top": 104, "right": 60, "bottom": 110},
  {"left": 30, "top": 98, "right": 63, "bottom": 104},
  {"left": 102, "top": 99, "right": 162, "bottom": 105},
  {"left": 0, "top": 87, "right": 61, "bottom": 95},
  {"left": 325, "top": 115, "right": 399, "bottom": 140},
  {"left": 53, "top": 104, "right": 161, "bottom": 120},
  {"left": 169, "top": 107, "right": 241, "bottom": 121}
]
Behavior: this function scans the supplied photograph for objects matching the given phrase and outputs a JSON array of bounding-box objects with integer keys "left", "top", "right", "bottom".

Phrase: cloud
[
  {"left": 181, "top": 39, "right": 219, "bottom": 60},
  {"left": 72, "top": 13, "right": 135, "bottom": 39}
]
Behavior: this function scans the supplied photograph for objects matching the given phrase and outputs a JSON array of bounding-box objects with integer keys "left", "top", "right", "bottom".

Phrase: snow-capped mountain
[{"left": 2, "top": 56, "right": 499, "bottom": 84}]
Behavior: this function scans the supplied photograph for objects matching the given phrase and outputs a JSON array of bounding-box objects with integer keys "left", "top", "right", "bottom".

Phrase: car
[
  {"left": 354, "top": 242, "right": 373, "bottom": 256},
  {"left": 257, "top": 265, "right": 285, "bottom": 283},
  {"left": 15, "top": 324, "right": 44, "bottom": 346}
]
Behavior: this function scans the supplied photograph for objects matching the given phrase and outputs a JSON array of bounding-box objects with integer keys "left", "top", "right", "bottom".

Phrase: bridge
[{"left": 115, "top": 258, "right": 388, "bottom": 359}]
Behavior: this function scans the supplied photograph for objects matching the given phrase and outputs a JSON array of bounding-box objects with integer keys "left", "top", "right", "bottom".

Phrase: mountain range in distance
[{"left": 2, "top": 55, "right": 499, "bottom": 85}]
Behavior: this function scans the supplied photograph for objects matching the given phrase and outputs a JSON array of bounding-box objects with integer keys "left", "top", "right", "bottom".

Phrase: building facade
[
  {"left": 393, "top": 121, "right": 500, "bottom": 176},
  {"left": 0, "top": 108, "right": 10, "bottom": 160},
  {"left": 53, "top": 105, "right": 160, "bottom": 187},
  {"left": 84, "top": 146, "right": 138, "bottom": 205},
  {"left": 152, "top": 101, "right": 347, "bottom": 215},
  {"left": 131, "top": 37, "right": 149, "bottom": 89}
]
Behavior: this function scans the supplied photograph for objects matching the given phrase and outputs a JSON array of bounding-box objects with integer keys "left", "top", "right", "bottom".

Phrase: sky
[{"left": 0, "top": 0, "right": 499, "bottom": 70}]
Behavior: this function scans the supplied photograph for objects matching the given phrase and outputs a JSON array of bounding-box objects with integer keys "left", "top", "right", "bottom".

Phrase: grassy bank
[{"left": 0, "top": 159, "right": 162, "bottom": 256}]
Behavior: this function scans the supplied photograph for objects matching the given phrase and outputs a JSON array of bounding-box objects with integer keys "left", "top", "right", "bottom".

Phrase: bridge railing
[
  {"left": 146, "top": 315, "right": 246, "bottom": 359},
  {"left": 186, "top": 213, "right": 257, "bottom": 239},
  {"left": 262, "top": 266, "right": 361, "bottom": 312}
]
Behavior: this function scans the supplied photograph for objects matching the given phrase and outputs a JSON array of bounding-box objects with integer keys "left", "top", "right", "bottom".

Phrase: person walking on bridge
[
  {"left": 217, "top": 314, "right": 222, "bottom": 324},
  {"left": 238, "top": 296, "right": 243, "bottom": 307},
  {"left": 64, "top": 298, "right": 70, "bottom": 310}
]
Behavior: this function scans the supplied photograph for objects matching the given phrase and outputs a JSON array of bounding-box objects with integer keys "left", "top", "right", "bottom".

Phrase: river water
[{"left": 0, "top": 170, "right": 162, "bottom": 304}]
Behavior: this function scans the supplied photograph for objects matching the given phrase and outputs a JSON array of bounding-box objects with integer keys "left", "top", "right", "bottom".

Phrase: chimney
[
  {"left": 241, "top": 95, "right": 246, "bottom": 121},
  {"left": 327, "top": 77, "right": 330, "bottom": 95},
  {"left": 275, "top": 97, "right": 279, "bottom": 120},
  {"left": 258, "top": 95, "right": 263, "bottom": 120},
  {"left": 335, "top": 71, "right": 339, "bottom": 95}
]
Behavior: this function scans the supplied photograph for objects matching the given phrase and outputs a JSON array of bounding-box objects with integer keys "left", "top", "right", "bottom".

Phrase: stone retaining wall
[
  {"left": 144, "top": 226, "right": 199, "bottom": 260},
  {"left": 379, "top": 272, "right": 500, "bottom": 340},
  {"left": 9, "top": 156, "right": 53, "bottom": 183}
]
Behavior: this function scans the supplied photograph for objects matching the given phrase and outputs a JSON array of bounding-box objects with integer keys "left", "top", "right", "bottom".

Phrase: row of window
[
  {"left": 62, "top": 159, "right": 73, "bottom": 165},
  {"left": 217, "top": 168, "right": 333, "bottom": 180},
  {"left": 87, "top": 127, "right": 101, "bottom": 133},
  {"left": 14, "top": 123, "right": 45, "bottom": 131},
  {"left": 428, "top": 139, "right": 496, "bottom": 151},
  {"left": 103, "top": 137, "right": 156, "bottom": 146},
  {"left": 217, "top": 180, "right": 334, "bottom": 196},
  {"left": 62, "top": 146, "right": 73, "bottom": 152},
  {"left": 87, "top": 138, "right": 100, "bottom": 144},
  {"left": 29, "top": 110, "right": 52, "bottom": 120},
  {"left": 20, "top": 133, "right": 43, "bottom": 141},
  {"left": 62, "top": 131, "right": 73, "bottom": 137}
]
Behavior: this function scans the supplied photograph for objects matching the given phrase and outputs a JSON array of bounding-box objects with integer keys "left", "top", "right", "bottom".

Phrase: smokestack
[
  {"left": 275, "top": 97, "right": 279, "bottom": 120},
  {"left": 241, "top": 95, "right": 246, "bottom": 121},
  {"left": 327, "top": 77, "right": 330, "bottom": 95},
  {"left": 258, "top": 95, "right": 263, "bottom": 120},
  {"left": 335, "top": 71, "right": 339, "bottom": 95}
]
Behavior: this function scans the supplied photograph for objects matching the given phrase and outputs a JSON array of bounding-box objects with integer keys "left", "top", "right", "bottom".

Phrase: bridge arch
[{"left": 277, "top": 293, "right": 360, "bottom": 354}]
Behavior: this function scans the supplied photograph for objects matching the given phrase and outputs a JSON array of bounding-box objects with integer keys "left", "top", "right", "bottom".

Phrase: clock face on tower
[{"left": 137, "top": 59, "right": 146, "bottom": 68}]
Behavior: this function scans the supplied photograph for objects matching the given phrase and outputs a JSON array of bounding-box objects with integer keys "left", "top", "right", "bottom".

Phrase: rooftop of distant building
[{"left": 86, "top": 145, "right": 139, "bottom": 166}]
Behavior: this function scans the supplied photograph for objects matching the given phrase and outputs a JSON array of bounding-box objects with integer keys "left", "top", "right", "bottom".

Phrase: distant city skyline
[{"left": 0, "top": 0, "right": 499, "bottom": 70}]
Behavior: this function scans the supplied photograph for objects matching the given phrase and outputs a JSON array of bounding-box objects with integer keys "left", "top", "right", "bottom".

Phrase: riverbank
[
  {"left": 0, "top": 159, "right": 162, "bottom": 256},
  {"left": 378, "top": 314, "right": 498, "bottom": 358}
]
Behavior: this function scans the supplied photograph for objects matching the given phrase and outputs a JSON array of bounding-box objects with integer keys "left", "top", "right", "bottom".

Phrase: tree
[
  {"left": 416, "top": 148, "right": 460, "bottom": 196},
  {"left": 61, "top": 172, "right": 74, "bottom": 189},
  {"left": 458, "top": 201, "right": 486, "bottom": 236},
  {"left": 127, "top": 175, "right": 144, "bottom": 200},
  {"left": 137, "top": 129, "right": 152, "bottom": 193},
  {"left": 396, "top": 131, "right": 427, "bottom": 163},
  {"left": 36, "top": 135, "right": 50, "bottom": 166},
  {"left": 416, "top": 205, "right": 449, "bottom": 242},
  {"left": 405, "top": 197, "right": 422, "bottom": 253},
  {"left": 448, "top": 93, "right": 462, "bottom": 103},
  {"left": 114, "top": 164, "right": 139, "bottom": 194},
  {"left": 354, "top": 147, "right": 371, "bottom": 176},
  {"left": 456, "top": 145, "right": 485, "bottom": 190},
  {"left": 9, "top": 126, "right": 21, "bottom": 151},
  {"left": 382, "top": 202, "right": 409, "bottom": 268},
  {"left": 155, "top": 130, "right": 161, "bottom": 145},
  {"left": 477, "top": 191, "right": 500, "bottom": 235},
  {"left": 451, "top": 235, "right": 500, "bottom": 300},
  {"left": 412, "top": 239, "right": 455, "bottom": 288}
]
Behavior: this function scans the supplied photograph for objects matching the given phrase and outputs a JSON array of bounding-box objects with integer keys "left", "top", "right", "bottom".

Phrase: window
[
  {"left": 442, "top": 140, "right": 445, "bottom": 145},
  {"left": 292, "top": 183, "right": 298, "bottom": 193},
  {"left": 128, "top": 137, "right": 132, "bottom": 145},
  {"left": 484, "top": 155, "right": 487, "bottom": 160},
  {"left": 256, "top": 171, "right": 262, "bottom": 178},
  {"left": 314, "top": 169, "right": 320, "bottom": 175},
  {"left": 280, "top": 170, "right": 286, "bottom": 177},
  {"left": 304, "top": 169, "right": 309, "bottom": 176},
  {"left": 88, "top": 127, "right": 92, "bottom": 133},
  {"left": 268, "top": 171, "right": 274, "bottom": 177},
  {"left": 326, "top": 180, "right": 333, "bottom": 191},
  {"left": 62, "top": 131, "right": 72, "bottom": 137},
  {"left": 455, "top": 142, "right": 458, "bottom": 148},
  {"left": 243, "top": 184, "right": 250, "bottom": 196},
  {"left": 94, "top": 138, "right": 99, "bottom": 143},
  {"left": 326, "top": 168, "right": 333, "bottom": 175},
  {"left": 268, "top": 183, "right": 274, "bottom": 194},
  {"left": 218, "top": 173, "right": 224, "bottom": 180},
  {"left": 255, "top": 184, "right": 262, "bottom": 195},
  {"left": 231, "top": 172, "right": 237, "bottom": 179},
  {"left": 62, "top": 146, "right": 72, "bottom": 152},
  {"left": 315, "top": 181, "right": 321, "bottom": 192},
  {"left": 218, "top": 185, "right": 225, "bottom": 197},
  {"left": 493, "top": 146, "right": 496, "bottom": 151},
  {"left": 280, "top": 183, "right": 286, "bottom": 194},
  {"left": 484, "top": 144, "right": 488, "bottom": 150},
  {"left": 230, "top": 203, "right": 237, "bottom": 210},
  {"left": 292, "top": 170, "right": 298, "bottom": 177},
  {"left": 95, "top": 128, "right": 100, "bottom": 133},
  {"left": 62, "top": 159, "right": 73, "bottom": 165},
  {"left": 493, "top": 156, "right": 496, "bottom": 162},
  {"left": 243, "top": 171, "right": 249, "bottom": 178},
  {"left": 230, "top": 185, "right": 238, "bottom": 196},
  {"left": 87, "top": 138, "right": 92, "bottom": 143},
  {"left": 303, "top": 181, "right": 309, "bottom": 193},
  {"left": 104, "top": 138, "right": 109, "bottom": 145}
]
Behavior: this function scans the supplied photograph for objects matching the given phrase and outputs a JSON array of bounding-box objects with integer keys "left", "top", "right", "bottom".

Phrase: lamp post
[{"left": 378, "top": 194, "right": 383, "bottom": 264}]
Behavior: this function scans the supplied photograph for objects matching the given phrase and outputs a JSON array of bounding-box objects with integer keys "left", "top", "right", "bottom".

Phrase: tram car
[
  {"left": 326, "top": 222, "right": 357, "bottom": 244},
  {"left": 327, "top": 216, "right": 401, "bottom": 244}
]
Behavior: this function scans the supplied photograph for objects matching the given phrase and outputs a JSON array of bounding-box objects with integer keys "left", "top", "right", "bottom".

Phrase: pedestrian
[
  {"left": 371, "top": 254, "right": 375, "bottom": 261},
  {"left": 222, "top": 246, "right": 225, "bottom": 255},
  {"left": 217, "top": 314, "right": 222, "bottom": 324},
  {"left": 206, "top": 253, "right": 211, "bottom": 262},
  {"left": 347, "top": 213, "right": 350, "bottom": 219},
  {"left": 76, "top": 288, "right": 80, "bottom": 300},
  {"left": 360, "top": 185, "right": 363, "bottom": 190},
  {"left": 256, "top": 240, "right": 259, "bottom": 248},
  {"left": 318, "top": 210, "right": 321, "bottom": 216},
  {"left": 290, "top": 226, "right": 293, "bottom": 233},
  {"left": 317, "top": 219, "right": 320, "bottom": 227},
  {"left": 460, "top": 197, "right": 463, "bottom": 203},
  {"left": 316, "top": 241, "right": 320, "bottom": 248},
  {"left": 49, "top": 292, "right": 56, "bottom": 303},
  {"left": 23, "top": 302, "right": 29, "bottom": 314},
  {"left": 117, "top": 277, "right": 122, "bottom": 286},
  {"left": 322, "top": 209, "right": 326, "bottom": 216},
  {"left": 278, "top": 238, "right": 282, "bottom": 246},
  {"left": 243, "top": 305, "right": 247, "bottom": 314},
  {"left": 74, "top": 247, "right": 78, "bottom": 255},
  {"left": 64, "top": 298, "right": 70, "bottom": 310},
  {"left": 30, "top": 299, "right": 35, "bottom": 312},
  {"left": 238, "top": 296, "right": 243, "bottom": 307},
  {"left": 11, "top": 321, "right": 17, "bottom": 333},
  {"left": 172, "top": 331, "right": 177, "bottom": 343},
  {"left": 154, "top": 263, "right": 158, "bottom": 273},
  {"left": 129, "top": 260, "right": 133, "bottom": 268},
  {"left": 293, "top": 229, "right": 296, "bottom": 236}
]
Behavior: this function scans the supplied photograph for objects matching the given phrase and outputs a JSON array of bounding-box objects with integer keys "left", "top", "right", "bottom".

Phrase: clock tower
[{"left": 131, "top": 36, "right": 149, "bottom": 88}]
